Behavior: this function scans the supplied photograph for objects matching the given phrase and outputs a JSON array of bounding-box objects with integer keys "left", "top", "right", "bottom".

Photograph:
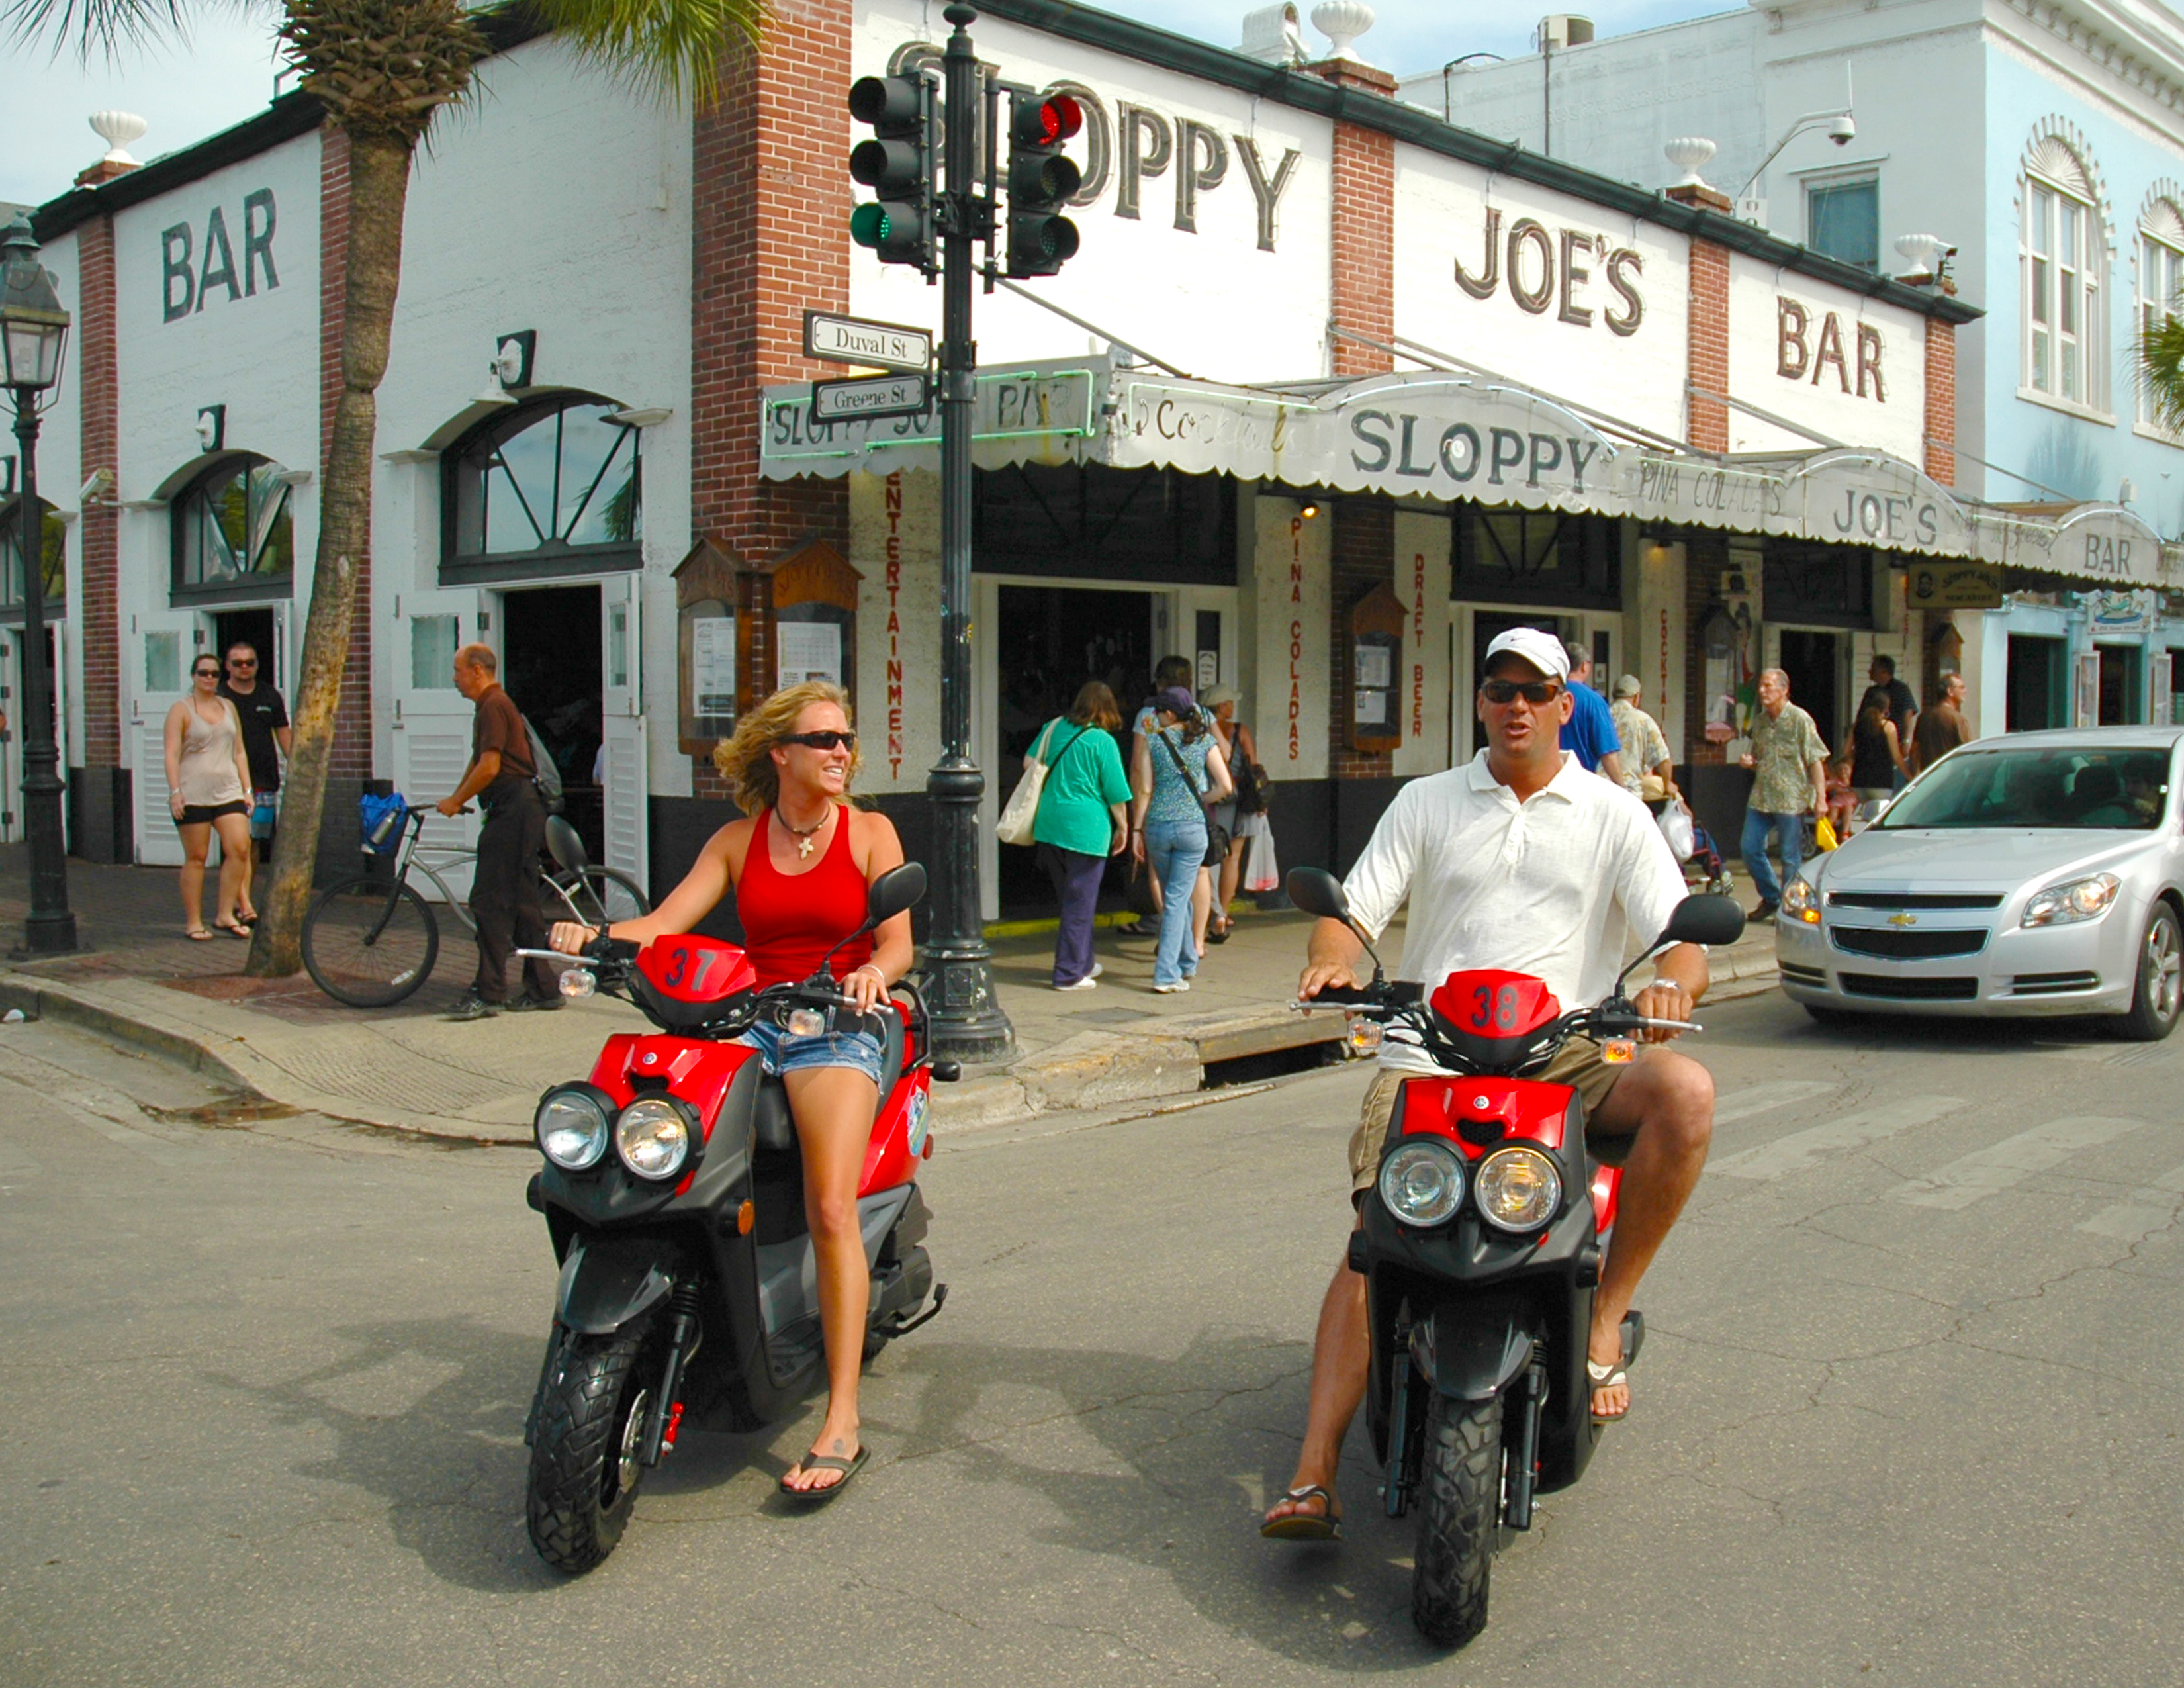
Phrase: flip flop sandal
[
  {"left": 214, "top": 921, "right": 252, "bottom": 940},
  {"left": 779, "top": 1444, "right": 869, "bottom": 1504},
  {"left": 184, "top": 927, "right": 215, "bottom": 942},
  {"left": 1588, "top": 1358, "right": 1631, "bottom": 1424},
  {"left": 1260, "top": 1484, "right": 1342, "bottom": 1541}
]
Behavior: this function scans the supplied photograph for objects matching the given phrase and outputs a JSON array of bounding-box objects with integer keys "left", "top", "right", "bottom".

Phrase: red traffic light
[{"left": 1015, "top": 93, "right": 1083, "bottom": 148}]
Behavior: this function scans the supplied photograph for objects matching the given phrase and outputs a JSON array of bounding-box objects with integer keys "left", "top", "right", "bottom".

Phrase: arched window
[
  {"left": 0, "top": 496, "right": 64, "bottom": 619},
  {"left": 2138, "top": 194, "right": 2184, "bottom": 431},
  {"left": 171, "top": 454, "right": 295, "bottom": 598},
  {"left": 442, "top": 395, "right": 641, "bottom": 582},
  {"left": 2022, "top": 134, "right": 2104, "bottom": 410}
]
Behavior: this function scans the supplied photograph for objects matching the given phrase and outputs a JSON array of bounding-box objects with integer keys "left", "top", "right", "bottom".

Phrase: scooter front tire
[
  {"left": 1411, "top": 1390, "right": 1503, "bottom": 1649},
  {"left": 525, "top": 1319, "right": 660, "bottom": 1574}
]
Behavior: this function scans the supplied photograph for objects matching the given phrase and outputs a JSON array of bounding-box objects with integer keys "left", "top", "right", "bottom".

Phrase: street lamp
[{"left": 1, "top": 213, "right": 78, "bottom": 953}]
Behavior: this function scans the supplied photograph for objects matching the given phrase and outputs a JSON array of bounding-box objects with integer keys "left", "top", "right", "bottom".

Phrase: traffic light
[
  {"left": 1005, "top": 89, "right": 1083, "bottom": 278},
  {"left": 848, "top": 73, "right": 935, "bottom": 273}
]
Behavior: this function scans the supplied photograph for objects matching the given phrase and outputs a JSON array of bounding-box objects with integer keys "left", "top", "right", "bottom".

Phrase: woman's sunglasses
[
  {"left": 1479, "top": 678, "right": 1564, "bottom": 706},
  {"left": 780, "top": 729, "right": 856, "bottom": 751},
  {"left": 192, "top": 667, "right": 220, "bottom": 679}
]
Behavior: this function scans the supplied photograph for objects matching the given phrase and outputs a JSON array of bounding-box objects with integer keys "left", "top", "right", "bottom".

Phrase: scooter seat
[{"left": 749, "top": 1009, "right": 907, "bottom": 1162}]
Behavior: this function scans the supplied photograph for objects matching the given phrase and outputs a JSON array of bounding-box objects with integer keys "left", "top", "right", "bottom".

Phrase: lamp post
[{"left": 1, "top": 214, "right": 78, "bottom": 954}]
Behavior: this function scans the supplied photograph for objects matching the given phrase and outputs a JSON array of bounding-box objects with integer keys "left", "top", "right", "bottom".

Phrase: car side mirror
[
  {"left": 1285, "top": 867, "right": 1350, "bottom": 922},
  {"left": 1653, "top": 894, "right": 1746, "bottom": 950}
]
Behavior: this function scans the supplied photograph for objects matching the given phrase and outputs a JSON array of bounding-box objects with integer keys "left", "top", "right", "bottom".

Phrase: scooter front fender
[
  {"left": 1418, "top": 1291, "right": 1539, "bottom": 1405},
  {"left": 555, "top": 1235, "right": 676, "bottom": 1336}
]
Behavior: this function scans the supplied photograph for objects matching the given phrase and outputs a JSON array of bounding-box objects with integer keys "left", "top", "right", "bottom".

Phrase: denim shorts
[{"left": 739, "top": 1012, "right": 886, "bottom": 1086}]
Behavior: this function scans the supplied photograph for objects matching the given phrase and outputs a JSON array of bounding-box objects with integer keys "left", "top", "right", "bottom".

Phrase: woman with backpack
[{"left": 1030, "top": 682, "right": 1134, "bottom": 990}]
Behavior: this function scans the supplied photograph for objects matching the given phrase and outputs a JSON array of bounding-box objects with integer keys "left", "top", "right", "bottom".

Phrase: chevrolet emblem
[{"left": 1888, "top": 913, "right": 1919, "bottom": 927}]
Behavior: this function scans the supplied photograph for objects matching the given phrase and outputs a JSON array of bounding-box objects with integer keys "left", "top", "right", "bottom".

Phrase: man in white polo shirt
[{"left": 1261, "top": 626, "right": 1717, "bottom": 1540}]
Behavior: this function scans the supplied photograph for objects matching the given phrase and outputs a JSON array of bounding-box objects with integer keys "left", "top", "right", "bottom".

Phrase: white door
[
  {"left": 132, "top": 620, "right": 193, "bottom": 867},
  {"left": 390, "top": 593, "right": 482, "bottom": 902},
  {"left": 598, "top": 573, "right": 648, "bottom": 888}
]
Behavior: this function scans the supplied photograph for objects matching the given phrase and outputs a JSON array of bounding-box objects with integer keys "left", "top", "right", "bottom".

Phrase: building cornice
[{"left": 1994, "top": 0, "right": 2184, "bottom": 116}]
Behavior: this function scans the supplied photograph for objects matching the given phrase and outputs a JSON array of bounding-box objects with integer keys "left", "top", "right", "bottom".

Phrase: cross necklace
[{"left": 781, "top": 806, "right": 831, "bottom": 860}]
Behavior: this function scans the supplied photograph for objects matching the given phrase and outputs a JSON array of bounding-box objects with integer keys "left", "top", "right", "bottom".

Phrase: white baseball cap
[{"left": 1481, "top": 627, "right": 1571, "bottom": 682}]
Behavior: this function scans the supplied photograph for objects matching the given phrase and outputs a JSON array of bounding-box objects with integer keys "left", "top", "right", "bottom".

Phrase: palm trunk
[{"left": 246, "top": 129, "right": 412, "bottom": 976}]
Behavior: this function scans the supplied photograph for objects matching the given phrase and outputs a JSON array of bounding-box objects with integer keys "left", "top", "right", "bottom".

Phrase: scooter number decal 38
[{"left": 1473, "top": 984, "right": 1523, "bottom": 1031}]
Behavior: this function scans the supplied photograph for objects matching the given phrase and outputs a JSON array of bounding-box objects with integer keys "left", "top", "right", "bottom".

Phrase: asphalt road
[{"left": 3, "top": 993, "right": 2181, "bottom": 1687}]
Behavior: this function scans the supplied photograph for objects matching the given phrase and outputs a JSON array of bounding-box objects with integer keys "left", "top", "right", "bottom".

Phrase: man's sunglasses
[
  {"left": 1479, "top": 678, "right": 1565, "bottom": 706},
  {"left": 780, "top": 729, "right": 856, "bottom": 751}
]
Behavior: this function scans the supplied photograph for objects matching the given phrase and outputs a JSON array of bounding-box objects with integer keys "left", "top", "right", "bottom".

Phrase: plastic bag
[
  {"left": 1241, "top": 818, "right": 1281, "bottom": 894},
  {"left": 1657, "top": 798, "right": 1696, "bottom": 863}
]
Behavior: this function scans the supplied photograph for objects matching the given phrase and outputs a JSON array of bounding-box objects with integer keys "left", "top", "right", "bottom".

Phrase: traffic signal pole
[{"left": 919, "top": 1, "right": 1015, "bottom": 1061}]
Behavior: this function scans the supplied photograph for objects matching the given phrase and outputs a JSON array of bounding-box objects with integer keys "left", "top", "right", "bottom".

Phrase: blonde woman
[
  {"left": 163, "top": 654, "right": 256, "bottom": 940},
  {"left": 549, "top": 682, "right": 911, "bottom": 1502}
]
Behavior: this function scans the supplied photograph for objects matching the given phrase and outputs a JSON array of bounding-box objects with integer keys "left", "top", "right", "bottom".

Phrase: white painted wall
[
  {"left": 854, "top": 0, "right": 1335, "bottom": 385},
  {"left": 1726, "top": 254, "right": 1927, "bottom": 459},
  {"left": 1392, "top": 155, "right": 1690, "bottom": 442},
  {"left": 1390, "top": 507, "right": 1451, "bottom": 776}
]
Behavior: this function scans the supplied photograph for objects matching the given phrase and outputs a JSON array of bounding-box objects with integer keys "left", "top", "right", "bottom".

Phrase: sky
[{"left": 1, "top": 0, "right": 1734, "bottom": 207}]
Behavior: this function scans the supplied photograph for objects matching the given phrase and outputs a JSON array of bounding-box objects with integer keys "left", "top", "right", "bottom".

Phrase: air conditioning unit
[{"left": 1537, "top": 13, "right": 1595, "bottom": 50}]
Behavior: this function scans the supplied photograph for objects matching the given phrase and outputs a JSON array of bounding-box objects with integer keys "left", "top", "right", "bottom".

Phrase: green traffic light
[{"left": 850, "top": 202, "right": 892, "bottom": 249}]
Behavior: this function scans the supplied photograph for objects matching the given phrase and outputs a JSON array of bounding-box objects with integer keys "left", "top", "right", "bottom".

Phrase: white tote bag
[{"left": 996, "top": 721, "right": 1072, "bottom": 846}]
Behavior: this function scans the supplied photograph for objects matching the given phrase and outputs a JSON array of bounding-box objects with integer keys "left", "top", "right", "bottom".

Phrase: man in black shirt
[
  {"left": 438, "top": 643, "right": 558, "bottom": 1019},
  {"left": 1849, "top": 654, "right": 1917, "bottom": 796},
  {"left": 218, "top": 641, "right": 291, "bottom": 892}
]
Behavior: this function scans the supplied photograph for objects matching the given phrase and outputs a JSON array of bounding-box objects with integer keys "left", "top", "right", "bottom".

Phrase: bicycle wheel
[
  {"left": 547, "top": 867, "right": 650, "bottom": 929},
  {"left": 303, "top": 876, "right": 441, "bottom": 1007}
]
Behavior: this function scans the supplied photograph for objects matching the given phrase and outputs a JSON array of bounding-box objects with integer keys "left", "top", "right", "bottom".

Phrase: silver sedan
[{"left": 1773, "top": 727, "right": 2184, "bottom": 1039}]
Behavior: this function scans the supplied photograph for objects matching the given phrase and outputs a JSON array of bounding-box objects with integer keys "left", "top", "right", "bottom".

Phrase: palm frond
[
  {"left": 2133, "top": 313, "right": 2184, "bottom": 436},
  {"left": 502, "top": 0, "right": 767, "bottom": 106},
  {"left": 2, "top": 0, "right": 189, "bottom": 63}
]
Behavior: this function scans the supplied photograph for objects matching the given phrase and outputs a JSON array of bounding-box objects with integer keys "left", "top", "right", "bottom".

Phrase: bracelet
[{"left": 852, "top": 963, "right": 886, "bottom": 983}]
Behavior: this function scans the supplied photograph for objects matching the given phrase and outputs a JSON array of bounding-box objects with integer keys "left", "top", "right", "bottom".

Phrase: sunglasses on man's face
[
  {"left": 228, "top": 659, "right": 256, "bottom": 668},
  {"left": 1480, "top": 678, "right": 1565, "bottom": 706},
  {"left": 780, "top": 729, "right": 856, "bottom": 751}
]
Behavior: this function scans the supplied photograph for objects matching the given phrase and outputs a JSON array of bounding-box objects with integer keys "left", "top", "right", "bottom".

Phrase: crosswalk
[{"left": 1705, "top": 1077, "right": 2181, "bottom": 1239}]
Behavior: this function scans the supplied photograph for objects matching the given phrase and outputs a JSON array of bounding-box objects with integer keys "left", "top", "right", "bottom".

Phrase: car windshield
[{"left": 1877, "top": 746, "right": 2171, "bottom": 831}]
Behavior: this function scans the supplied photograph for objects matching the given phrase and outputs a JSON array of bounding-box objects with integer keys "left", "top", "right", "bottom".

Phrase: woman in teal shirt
[{"left": 1030, "top": 682, "right": 1134, "bottom": 989}]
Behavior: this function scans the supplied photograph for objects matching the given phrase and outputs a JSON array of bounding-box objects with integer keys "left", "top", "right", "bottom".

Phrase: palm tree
[
  {"left": 9, "top": 0, "right": 766, "bottom": 974},
  {"left": 2140, "top": 313, "right": 2184, "bottom": 438}
]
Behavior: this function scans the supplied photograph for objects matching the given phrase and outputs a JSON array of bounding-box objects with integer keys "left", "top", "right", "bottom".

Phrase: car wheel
[{"left": 2116, "top": 903, "right": 2183, "bottom": 1043}]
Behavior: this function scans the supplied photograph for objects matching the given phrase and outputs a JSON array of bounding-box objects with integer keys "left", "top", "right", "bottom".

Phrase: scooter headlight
[
  {"left": 615, "top": 1098, "right": 692, "bottom": 1180},
  {"left": 1378, "top": 1140, "right": 1465, "bottom": 1227},
  {"left": 1474, "top": 1147, "right": 1563, "bottom": 1233},
  {"left": 535, "top": 1085, "right": 611, "bottom": 1170}
]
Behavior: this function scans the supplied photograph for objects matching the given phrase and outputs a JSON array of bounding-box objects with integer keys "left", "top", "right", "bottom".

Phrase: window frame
[
  {"left": 0, "top": 495, "right": 66, "bottom": 624},
  {"left": 2136, "top": 207, "right": 2184, "bottom": 440},
  {"left": 2021, "top": 161, "right": 2107, "bottom": 417},
  {"left": 1805, "top": 175, "right": 1880, "bottom": 273},
  {"left": 169, "top": 453, "right": 295, "bottom": 606},
  {"left": 439, "top": 393, "right": 643, "bottom": 586}
]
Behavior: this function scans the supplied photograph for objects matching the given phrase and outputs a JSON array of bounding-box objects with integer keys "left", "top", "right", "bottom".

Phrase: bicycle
[{"left": 301, "top": 806, "right": 651, "bottom": 1008}]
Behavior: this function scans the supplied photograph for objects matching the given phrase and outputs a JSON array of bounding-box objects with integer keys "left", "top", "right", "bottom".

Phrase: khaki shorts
[{"left": 1346, "top": 1037, "right": 1635, "bottom": 1196}]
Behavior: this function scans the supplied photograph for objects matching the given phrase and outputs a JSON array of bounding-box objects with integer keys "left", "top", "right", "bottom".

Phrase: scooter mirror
[
  {"left": 864, "top": 861, "right": 928, "bottom": 925},
  {"left": 544, "top": 814, "right": 590, "bottom": 874},
  {"left": 1285, "top": 867, "right": 1351, "bottom": 922},
  {"left": 1652, "top": 894, "right": 1745, "bottom": 950}
]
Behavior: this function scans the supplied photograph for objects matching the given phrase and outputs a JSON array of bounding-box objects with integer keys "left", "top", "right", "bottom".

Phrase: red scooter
[
  {"left": 517, "top": 861, "right": 953, "bottom": 1573},
  {"left": 1286, "top": 867, "right": 1743, "bottom": 1648}
]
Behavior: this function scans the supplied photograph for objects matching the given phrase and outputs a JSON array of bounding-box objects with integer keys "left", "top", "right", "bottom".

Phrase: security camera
[{"left": 1827, "top": 113, "right": 1856, "bottom": 146}]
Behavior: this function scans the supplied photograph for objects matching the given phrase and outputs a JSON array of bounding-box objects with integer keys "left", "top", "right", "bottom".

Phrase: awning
[{"left": 759, "top": 364, "right": 2181, "bottom": 591}]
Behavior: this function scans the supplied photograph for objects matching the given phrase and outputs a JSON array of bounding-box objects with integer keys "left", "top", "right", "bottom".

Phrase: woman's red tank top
[{"left": 735, "top": 807, "right": 874, "bottom": 987}]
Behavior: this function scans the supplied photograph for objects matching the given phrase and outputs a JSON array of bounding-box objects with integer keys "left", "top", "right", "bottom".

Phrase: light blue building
[{"left": 1401, "top": 0, "right": 2184, "bottom": 735}]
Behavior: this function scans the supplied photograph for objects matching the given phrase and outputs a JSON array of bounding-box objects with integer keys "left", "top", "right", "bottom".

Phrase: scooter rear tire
[
  {"left": 526, "top": 1320, "right": 660, "bottom": 1573},
  {"left": 1412, "top": 1390, "right": 1502, "bottom": 1649}
]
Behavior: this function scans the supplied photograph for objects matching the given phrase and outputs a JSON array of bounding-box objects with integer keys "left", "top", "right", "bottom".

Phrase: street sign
[
  {"left": 802, "top": 310, "right": 932, "bottom": 372},
  {"left": 811, "top": 370, "right": 933, "bottom": 423},
  {"left": 1905, "top": 562, "right": 2002, "bottom": 610}
]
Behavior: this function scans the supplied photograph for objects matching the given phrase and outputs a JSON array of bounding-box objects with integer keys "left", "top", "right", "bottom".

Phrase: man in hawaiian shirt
[{"left": 1737, "top": 668, "right": 1828, "bottom": 925}]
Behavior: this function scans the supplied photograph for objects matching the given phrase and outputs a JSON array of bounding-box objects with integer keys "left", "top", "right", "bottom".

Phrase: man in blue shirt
[{"left": 1559, "top": 639, "right": 1626, "bottom": 786}]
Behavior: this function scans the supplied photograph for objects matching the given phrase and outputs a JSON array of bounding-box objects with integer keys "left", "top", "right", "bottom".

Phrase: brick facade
[
  {"left": 1312, "top": 59, "right": 1397, "bottom": 379},
  {"left": 75, "top": 215, "right": 120, "bottom": 771},
  {"left": 1923, "top": 317, "right": 1956, "bottom": 487},
  {"left": 688, "top": 0, "right": 854, "bottom": 797},
  {"left": 318, "top": 128, "right": 371, "bottom": 786},
  {"left": 1685, "top": 239, "right": 1731, "bottom": 453}
]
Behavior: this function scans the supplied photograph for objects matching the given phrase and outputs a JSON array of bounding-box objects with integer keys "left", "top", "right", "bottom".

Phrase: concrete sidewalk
[{"left": 0, "top": 846, "right": 1780, "bottom": 1141}]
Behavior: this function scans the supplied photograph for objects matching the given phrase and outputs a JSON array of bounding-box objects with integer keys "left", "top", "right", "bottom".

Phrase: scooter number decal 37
[{"left": 662, "top": 946, "right": 717, "bottom": 994}]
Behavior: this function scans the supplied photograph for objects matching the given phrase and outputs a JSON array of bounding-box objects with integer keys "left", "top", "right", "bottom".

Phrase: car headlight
[
  {"left": 1780, "top": 876, "right": 1822, "bottom": 925},
  {"left": 615, "top": 1098, "right": 692, "bottom": 1180},
  {"left": 535, "top": 1086, "right": 610, "bottom": 1170},
  {"left": 1474, "top": 1147, "right": 1563, "bottom": 1232},
  {"left": 1378, "top": 1140, "right": 1465, "bottom": 1227},
  {"left": 2021, "top": 872, "right": 2121, "bottom": 929}
]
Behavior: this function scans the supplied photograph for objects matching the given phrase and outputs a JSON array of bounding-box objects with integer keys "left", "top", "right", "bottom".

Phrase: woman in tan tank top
[{"left": 162, "top": 655, "right": 255, "bottom": 939}]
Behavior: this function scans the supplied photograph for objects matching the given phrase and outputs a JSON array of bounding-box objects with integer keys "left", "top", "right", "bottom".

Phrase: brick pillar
[
  {"left": 1666, "top": 183, "right": 1732, "bottom": 454},
  {"left": 1924, "top": 317, "right": 1956, "bottom": 487},
  {"left": 688, "top": 0, "right": 854, "bottom": 797},
  {"left": 76, "top": 215, "right": 120, "bottom": 773},
  {"left": 1310, "top": 58, "right": 1396, "bottom": 377},
  {"left": 319, "top": 128, "right": 370, "bottom": 792}
]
